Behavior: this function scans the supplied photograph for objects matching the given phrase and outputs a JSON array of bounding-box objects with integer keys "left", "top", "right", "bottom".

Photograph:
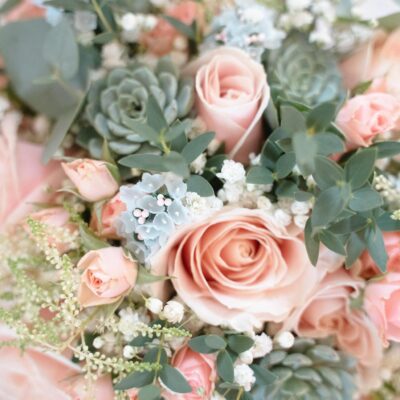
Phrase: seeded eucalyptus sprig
[{"left": 248, "top": 100, "right": 400, "bottom": 272}]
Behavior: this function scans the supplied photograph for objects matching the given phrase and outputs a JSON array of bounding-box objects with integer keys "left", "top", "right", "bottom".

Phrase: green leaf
[
  {"left": 349, "top": 186, "right": 383, "bottom": 212},
  {"left": 319, "top": 231, "right": 346, "bottom": 255},
  {"left": 120, "top": 115, "right": 159, "bottom": 142},
  {"left": 293, "top": 132, "right": 318, "bottom": 176},
  {"left": 280, "top": 105, "right": 307, "bottom": 134},
  {"left": 372, "top": 141, "right": 400, "bottom": 159},
  {"left": 181, "top": 132, "right": 215, "bottom": 163},
  {"left": 250, "top": 364, "right": 277, "bottom": 385},
  {"left": 42, "top": 93, "right": 86, "bottom": 163},
  {"left": 159, "top": 365, "right": 192, "bottom": 394},
  {"left": 165, "top": 120, "right": 190, "bottom": 142},
  {"left": 79, "top": 224, "right": 109, "bottom": 251},
  {"left": 92, "top": 32, "right": 116, "bottom": 44},
  {"left": 351, "top": 80, "right": 372, "bottom": 96},
  {"left": 227, "top": 335, "right": 254, "bottom": 354},
  {"left": 162, "top": 151, "right": 190, "bottom": 177},
  {"left": 205, "top": 335, "right": 227, "bottom": 351},
  {"left": 162, "top": 15, "right": 196, "bottom": 40},
  {"left": 378, "top": 12, "right": 400, "bottom": 31},
  {"left": 136, "top": 267, "right": 169, "bottom": 285},
  {"left": 147, "top": 94, "right": 168, "bottom": 133},
  {"left": 129, "top": 335, "right": 152, "bottom": 347},
  {"left": 364, "top": 226, "right": 388, "bottom": 272},
  {"left": 138, "top": 385, "right": 161, "bottom": 400},
  {"left": 189, "top": 335, "right": 219, "bottom": 354},
  {"left": 377, "top": 212, "right": 400, "bottom": 231},
  {"left": 144, "top": 348, "right": 168, "bottom": 364},
  {"left": 313, "top": 156, "right": 344, "bottom": 190},
  {"left": 311, "top": 186, "right": 347, "bottom": 227},
  {"left": 43, "top": 17, "right": 79, "bottom": 80},
  {"left": 275, "top": 152, "right": 296, "bottom": 179},
  {"left": 307, "top": 102, "right": 337, "bottom": 132},
  {"left": 119, "top": 154, "right": 168, "bottom": 172},
  {"left": 186, "top": 175, "right": 214, "bottom": 197},
  {"left": 314, "top": 133, "right": 345, "bottom": 155},
  {"left": 44, "top": 0, "right": 94, "bottom": 11},
  {"left": 246, "top": 166, "right": 274, "bottom": 185},
  {"left": 217, "top": 350, "right": 234, "bottom": 382},
  {"left": 115, "top": 371, "right": 154, "bottom": 390},
  {"left": 0, "top": 0, "right": 21, "bottom": 13},
  {"left": 344, "top": 148, "right": 377, "bottom": 189},
  {"left": 345, "top": 232, "right": 365, "bottom": 267}
]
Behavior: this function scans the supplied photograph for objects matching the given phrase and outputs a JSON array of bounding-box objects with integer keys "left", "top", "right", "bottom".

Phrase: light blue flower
[
  {"left": 165, "top": 177, "right": 187, "bottom": 199},
  {"left": 136, "top": 173, "right": 165, "bottom": 193},
  {"left": 126, "top": 240, "right": 148, "bottom": 263},
  {"left": 153, "top": 213, "right": 175, "bottom": 234},
  {"left": 120, "top": 186, "right": 146, "bottom": 211},
  {"left": 137, "top": 195, "right": 165, "bottom": 214},
  {"left": 167, "top": 200, "right": 188, "bottom": 225},
  {"left": 117, "top": 211, "right": 137, "bottom": 235}
]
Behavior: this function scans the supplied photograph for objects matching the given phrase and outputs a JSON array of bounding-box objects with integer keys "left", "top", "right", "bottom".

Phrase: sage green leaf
[
  {"left": 365, "top": 226, "right": 388, "bottom": 272},
  {"left": 162, "top": 151, "right": 190, "bottom": 177},
  {"left": 119, "top": 154, "right": 168, "bottom": 172},
  {"left": 311, "top": 186, "right": 347, "bottom": 227},
  {"left": 307, "top": 345, "right": 341, "bottom": 363},
  {"left": 313, "top": 156, "right": 344, "bottom": 190},
  {"left": 205, "top": 335, "right": 226, "bottom": 351},
  {"left": 165, "top": 120, "right": 190, "bottom": 141},
  {"left": 349, "top": 186, "right": 383, "bottom": 212},
  {"left": 144, "top": 348, "right": 168, "bottom": 364},
  {"left": 115, "top": 371, "right": 154, "bottom": 390},
  {"left": 45, "top": 0, "right": 94, "bottom": 11},
  {"left": 138, "top": 385, "right": 161, "bottom": 400},
  {"left": 344, "top": 148, "right": 377, "bottom": 189},
  {"left": 0, "top": 0, "right": 21, "bottom": 13},
  {"left": 251, "top": 365, "right": 277, "bottom": 385},
  {"left": 280, "top": 105, "right": 307, "bottom": 134},
  {"left": 246, "top": 166, "right": 274, "bottom": 185},
  {"left": 305, "top": 218, "right": 320, "bottom": 265},
  {"left": 217, "top": 350, "right": 234, "bottom": 382},
  {"left": 189, "top": 335, "right": 219, "bottom": 354},
  {"left": 345, "top": 232, "right": 366, "bottom": 268},
  {"left": 79, "top": 224, "right": 109, "bottom": 251},
  {"left": 378, "top": 12, "right": 400, "bottom": 31},
  {"left": 159, "top": 365, "right": 191, "bottom": 394},
  {"left": 136, "top": 267, "right": 168, "bottom": 285},
  {"left": 43, "top": 17, "right": 79, "bottom": 80},
  {"left": 293, "top": 131, "right": 318, "bottom": 176},
  {"left": 162, "top": 15, "right": 196, "bottom": 40},
  {"left": 314, "top": 132, "right": 345, "bottom": 155},
  {"left": 275, "top": 152, "right": 296, "bottom": 179},
  {"left": 306, "top": 102, "right": 337, "bottom": 131},
  {"left": 282, "top": 354, "right": 313, "bottom": 369},
  {"left": 147, "top": 94, "right": 168, "bottom": 133},
  {"left": 181, "top": 132, "right": 215, "bottom": 163},
  {"left": 372, "top": 141, "right": 400, "bottom": 158},
  {"left": 186, "top": 175, "right": 214, "bottom": 197},
  {"left": 377, "top": 212, "right": 400, "bottom": 231},
  {"left": 319, "top": 231, "right": 346, "bottom": 255},
  {"left": 351, "top": 80, "right": 373, "bottom": 96},
  {"left": 120, "top": 116, "right": 159, "bottom": 142},
  {"left": 228, "top": 335, "right": 254, "bottom": 354}
]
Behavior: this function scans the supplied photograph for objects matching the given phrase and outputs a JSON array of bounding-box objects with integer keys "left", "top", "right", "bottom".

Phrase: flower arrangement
[{"left": 1, "top": 0, "right": 400, "bottom": 399}]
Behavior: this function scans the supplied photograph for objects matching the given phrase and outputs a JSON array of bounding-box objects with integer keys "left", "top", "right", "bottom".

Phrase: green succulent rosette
[
  {"left": 81, "top": 57, "right": 194, "bottom": 158},
  {"left": 265, "top": 34, "right": 346, "bottom": 108},
  {"left": 252, "top": 338, "right": 357, "bottom": 400}
]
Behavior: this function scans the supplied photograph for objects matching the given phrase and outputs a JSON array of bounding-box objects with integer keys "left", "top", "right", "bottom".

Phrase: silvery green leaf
[
  {"left": 164, "top": 99, "right": 178, "bottom": 125},
  {"left": 181, "top": 132, "right": 215, "bottom": 163},
  {"left": 280, "top": 105, "right": 307, "bottom": 134},
  {"left": 43, "top": 17, "right": 79, "bottom": 80},
  {"left": 159, "top": 365, "right": 191, "bottom": 394},
  {"left": 109, "top": 141, "right": 141, "bottom": 155},
  {"left": 365, "top": 226, "right": 388, "bottom": 272},
  {"left": 119, "top": 154, "right": 168, "bottom": 172},
  {"left": 282, "top": 354, "right": 313, "bottom": 369},
  {"left": 307, "top": 102, "right": 337, "bottom": 132},
  {"left": 187, "top": 175, "right": 214, "bottom": 197},
  {"left": 247, "top": 166, "right": 274, "bottom": 185},
  {"left": 159, "top": 72, "right": 178, "bottom": 103},
  {"left": 177, "top": 82, "right": 194, "bottom": 117},
  {"left": 281, "top": 377, "right": 311, "bottom": 395},
  {"left": 349, "top": 186, "right": 383, "bottom": 212},
  {"left": 372, "top": 141, "right": 400, "bottom": 158},
  {"left": 294, "top": 367, "right": 322, "bottom": 384},
  {"left": 344, "top": 148, "right": 377, "bottom": 189},
  {"left": 317, "top": 367, "right": 342, "bottom": 389},
  {"left": 293, "top": 131, "right": 317, "bottom": 176},
  {"left": 313, "top": 156, "right": 344, "bottom": 190},
  {"left": 314, "top": 132, "right": 345, "bottom": 155},
  {"left": 307, "top": 345, "right": 340, "bottom": 363}
]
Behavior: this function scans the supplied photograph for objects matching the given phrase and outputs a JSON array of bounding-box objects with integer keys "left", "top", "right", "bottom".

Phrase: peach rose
[
  {"left": 62, "top": 159, "right": 119, "bottom": 202},
  {"left": 90, "top": 194, "right": 126, "bottom": 240},
  {"left": 78, "top": 247, "right": 138, "bottom": 307},
  {"left": 283, "top": 269, "right": 383, "bottom": 392},
  {"left": 354, "top": 232, "right": 400, "bottom": 279},
  {"left": 335, "top": 93, "right": 400, "bottom": 147},
  {"left": 364, "top": 273, "right": 400, "bottom": 346},
  {"left": 151, "top": 208, "right": 319, "bottom": 332},
  {"left": 0, "top": 113, "right": 65, "bottom": 231},
  {"left": 341, "top": 29, "right": 400, "bottom": 100},
  {"left": 184, "top": 47, "right": 270, "bottom": 163},
  {"left": 141, "top": 1, "right": 204, "bottom": 56},
  {"left": 27, "top": 207, "right": 77, "bottom": 253},
  {"left": 0, "top": 324, "right": 114, "bottom": 400}
]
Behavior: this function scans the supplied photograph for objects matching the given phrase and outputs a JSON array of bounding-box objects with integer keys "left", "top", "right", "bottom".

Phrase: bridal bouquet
[{"left": 1, "top": 0, "right": 400, "bottom": 399}]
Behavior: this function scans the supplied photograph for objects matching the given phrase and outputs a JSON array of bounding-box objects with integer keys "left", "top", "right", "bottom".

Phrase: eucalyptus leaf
[
  {"left": 372, "top": 141, "right": 400, "bottom": 159},
  {"left": 345, "top": 232, "right": 365, "bottom": 267},
  {"left": 313, "top": 156, "right": 344, "bottom": 190},
  {"left": 307, "top": 102, "right": 337, "bottom": 132},
  {"left": 136, "top": 267, "right": 169, "bottom": 285},
  {"left": 246, "top": 166, "right": 274, "bottom": 185},
  {"left": 377, "top": 212, "right": 400, "bottom": 231},
  {"left": 186, "top": 175, "right": 214, "bottom": 197},
  {"left": 163, "top": 151, "right": 190, "bottom": 177},
  {"left": 162, "top": 15, "right": 196, "bottom": 40},
  {"left": 227, "top": 335, "right": 254, "bottom": 354},
  {"left": 147, "top": 94, "right": 168, "bottom": 133},
  {"left": 138, "top": 385, "right": 161, "bottom": 400},
  {"left": 189, "top": 335, "right": 219, "bottom": 354},
  {"left": 293, "top": 131, "right": 317, "bottom": 176},
  {"left": 364, "top": 226, "right": 388, "bottom": 272},
  {"left": 79, "top": 224, "right": 109, "bottom": 251},
  {"left": 159, "top": 365, "right": 191, "bottom": 394},
  {"left": 344, "top": 148, "right": 377, "bottom": 189},
  {"left": 280, "top": 105, "right": 307, "bottom": 134},
  {"left": 119, "top": 154, "right": 168, "bottom": 172},
  {"left": 319, "top": 231, "right": 346, "bottom": 255},
  {"left": 349, "top": 186, "right": 383, "bottom": 212},
  {"left": 275, "top": 152, "right": 296, "bottom": 179},
  {"left": 115, "top": 370, "right": 154, "bottom": 390},
  {"left": 181, "top": 132, "right": 215, "bottom": 163},
  {"left": 217, "top": 350, "right": 234, "bottom": 382}
]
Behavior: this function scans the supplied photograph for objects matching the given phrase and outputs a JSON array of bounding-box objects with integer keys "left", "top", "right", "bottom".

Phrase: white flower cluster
[
  {"left": 118, "top": 307, "right": 150, "bottom": 342},
  {"left": 239, "top": 332, "right": 273, "bottom": 364},
  {"left": 374, "top": 174, "right": 400, "bottom": 208},
  {"left": 234, "top": 363, "right": 256, "bottom": 391},
  {"left": 217, "top": 160, "right": 272, "bottom": 207},
  {"left": 183, "top": 192, "right": 223, "bottom": 219},
  {"left": 146, "top": 297, "right": 185, "bottom": 324},
  {"left": 118, "top": 13, "right": 158, "bottom": 43}
]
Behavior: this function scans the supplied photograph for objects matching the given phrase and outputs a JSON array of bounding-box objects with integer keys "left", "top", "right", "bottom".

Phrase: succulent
[
  {"left": 265, "top": 34, "right": 345, "bottom": 108},
  {"left": 252, "top": 338, "right": 357, "bottom": 400},
  {"left": 81, "top": 57, "right": 194, "bottom": 158}
]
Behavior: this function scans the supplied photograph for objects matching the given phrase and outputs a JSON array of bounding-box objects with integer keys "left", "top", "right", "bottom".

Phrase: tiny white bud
[
  {"left": 123, "top": 345, "right": 136, "bottom": 359},
  {"left": 274, "top": 209, "right": 292, "bottom": 226},
  {"left": 93, "top": 337, "right": 104, "bottom": 349},
  {"left": 161, "top": 300, "right": 185, "bottom": 324},
  {"left": 239, "top": 350, "right": 254, "bottom": 364},
  {"left": 234, "top": 364, "right": 256, "bottom": 392},
  {"left": 146, "top": 297, "right": 163, "bottom": 314},
  {"left": 275, "top": 331, "right": 295, "bottom": 349},
  {"left": 251, "top": 333, "right": 273, "bottom": 358}
]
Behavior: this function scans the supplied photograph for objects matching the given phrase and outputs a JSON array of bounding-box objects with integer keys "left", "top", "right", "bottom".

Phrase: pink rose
[
  {"left": 341, "top": 29, "right": 400, "bottom": 100},
  {"left": 184, "top": 47, "right": 270, "bottom": 163},
  {"left": 90, "top": 194, "right": 126, "bottom": 239},
  {"left": 364, "top": 273, "right": 400, "bottom": 346},
  {"left": 62, "top": 159, "right": 119, "bottom": 202},
  {"left": 0, "top": 113, "right": 65, "bottom": 231},
  {"left": 141, "top": 1, "right": 204, "bottom": 56},
  {"left": 335, "top": 93, "right": 400, "bottom": 147},
  {"left": 151, "top": 208, "right": 319, "bottom": 332},
  {"left": 27, "top": 207, "right": 77, "bottom": 253},
  {"left": 78, "top": 247, "right": 138, "bottom": 307},
  {"left": 355, "top": 232, "right": 400, "bottom": 278},
  {"left": 283, "top": 269, "right": 383, "bottom": 392},
  {"left": 0, "top": 324, "right": 114, "bottom": 400}
]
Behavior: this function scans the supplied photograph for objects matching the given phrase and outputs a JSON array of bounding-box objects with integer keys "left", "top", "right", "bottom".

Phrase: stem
[
  {"left": 91, "top": 0, "right": 113, "bottom": 33},
  {"left": 153, "top": 334, "right": 165, "bottom": 383},
  {"left": 159, "top": 129, "right": 170, "bottom": 154},
  {"left": 236, "top": 387, "right": 244, "bottom": 400}
]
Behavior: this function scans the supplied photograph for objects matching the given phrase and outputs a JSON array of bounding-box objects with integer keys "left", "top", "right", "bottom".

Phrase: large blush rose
[
  {"left": 283, "top": 269, "right": 383, "bottom": 393},
  {"left": 364, "top": 273, "right": 400, "bottom": 346},
  {"left": 341, "top": 29, "right": 400, "bottom": 100},
  {"left": 0, "top": 113, "right": 65, "bottom": 231},
  {"left": 78, "top": 247, "right": 138, "bottom": 307},
  {"left": 0, "top": 325, "right": 114, "bottom": 400},
  {"left": 184, "top": 47, "right": 270, "bottom": 163},
  {"left": 151, "top": 208, "right": 319, "bottom": 332}
]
